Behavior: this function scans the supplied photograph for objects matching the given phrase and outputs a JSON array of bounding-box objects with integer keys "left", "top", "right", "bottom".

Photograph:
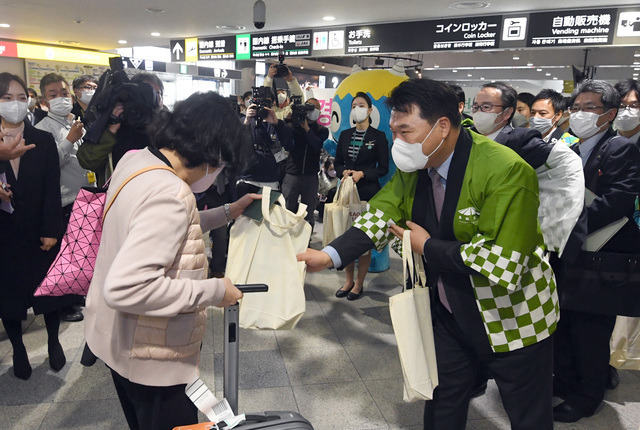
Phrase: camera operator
[
  {"left": 282, "top": 98, "right": 328, "bottom": 229},
  {"left": 236, "top": 90, "right": 293, "bottom": 197},
  {"left": 263, "top": 64, "right": 304, "bottom": 121},
  {"left": 77, "top": 72, "right": 162, "bottom": 186}
]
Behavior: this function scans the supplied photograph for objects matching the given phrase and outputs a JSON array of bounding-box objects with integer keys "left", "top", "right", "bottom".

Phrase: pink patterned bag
[{"left": 35, "top": 165, "right": 175, "bottom": 296}]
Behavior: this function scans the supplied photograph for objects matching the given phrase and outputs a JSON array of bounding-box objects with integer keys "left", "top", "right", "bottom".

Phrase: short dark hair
[
  {"left": 0, "top": 72, "right": 28, "bottom": 98},
  {"left": 516, "top": 92, "right": 535, "bottom": 108},
  {"left": 242, "top": 91, "right": 252, "bottom": 100},
  {"left": 354, "top": 91, "right": 372, "bottom": 108},
  {"left": 448, "top": 84, "right": 466, "bottom": 105},
  {"left": 150, "top": 91, "right": 252, "bottom": 171},
  {"left": 532, "top": 89, "right": 566, "bottom": 114},
  {"left": 614, "top": 79, "right": 640, "bottom": 101},
  {"left": 386, "top": 78, "right": 461, "bottom": 128},
  {"left": 72, "top": 75, "right": 98, "bottom": 90},
  {"left": 571, "top": 79, "right": 620, "bottom": 111},
  {"left": 481, "top": 82, "right": 517, "bottom": 121},
  {"left": 40, "top": 73, "right": 68, "bottom": 96},
  {"left": 27, "top": 87, "right": 38, "bottom": 98},
  {"left": 130, "top": 72, "right": 164, "bottom": 92}
]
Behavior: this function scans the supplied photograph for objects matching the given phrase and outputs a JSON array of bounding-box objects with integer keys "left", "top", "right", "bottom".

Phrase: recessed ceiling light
[
  {"left": 553, "top": 77, "right": 558, "bottom": 80},
  {"left": 452, "top": 69, "right": 458, "bottom": 73},
  {"left": 58, "top": 40, "right": 80, "bottom": 45},
  {"left": 433, "top": 64, "right": 440, "bottom": 68},
  {"left": 634, "top": 73, "right": 639, "bottom": 77},
  {"left": 73, "top": 19, "right": 83, "bottom": 24},
  {"left": 527, "top": 62, "right": 533, "bottom": 67},
  {"left": 449, "top": 1, "right": 490, "bottom": 9},
  {"left": 321, "top": 64, "right": 325, "bottom": 69},
  {"left": 322, "top": 16, "right": 336, "bottom": 21},
  {"left": 635, "top": 67, "right": 640, "bottom": 71},
  {"left": 467, "top": 73, "right": 472, "bottom": 77},
  {"left": 480, "top": 77, "right": 485, "bottom": 80},
  {"left": 150, "top": 32, "right": 161, "bottom": 37},
  {"left": 537, "top": 68, "right": 542, "bottom": 72},
  {"left": 545, "top": 72, "right": 551, "bottom": 76},
  {"left": 0, "top": 23, "right": 10, "bottom": 28},
  {"left": 635, "top": 53, "right": 640, "bottom": 57},
  {"left": 634, "top": 61, "right": 640, "bottom": 65},
  {"left": 513, "top": 55, "right": 520, "bottom": 60},
  {"left": 216, "top": 25, "right": 246, "bottom": 30},
  {"left": 145, "top": 8, "right": 165, "bottom": 13},
  {"left": 118, "top": 40, "right": 128, "bottom": 44}
]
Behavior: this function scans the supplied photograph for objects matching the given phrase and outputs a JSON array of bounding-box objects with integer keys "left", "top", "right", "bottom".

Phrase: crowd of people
[{"left": 0, "top": 61, "right": 639, "bottom": 429}]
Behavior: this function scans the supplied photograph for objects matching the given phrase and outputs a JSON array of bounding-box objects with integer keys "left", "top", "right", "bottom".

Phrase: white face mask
[
  {"left": 614, "top": 108, "right": 640, "bottom": 132},
  {"left": 79, "top": 90, "right": 95, "bottom": 105},
  {"left": 277, "top": 93, "right": 287, "bottom": 107},
  {"left": 27, "top": 97, "right": 36, "bottom": 109},
  {"left": 244, "top": 99, "right": 252, "bottom": 108},
  {"left": 352, "top": 106, "right": 369, "bottom": 123},
  {"left": 570, "top": 110, "right": 609, "bottom": 140},
  {"left": 0, "top": 100, "right": 29, "bottom": 124},
  {"left": 48, "top": 96, "right": 73, "bottom": 117},
  {"left": 511, "top": 112, "right": 529, "bottom": 128},
  {"left": 392, "top": 122, "right": 444, "bottom": 173},
  {"left": 529, "top": 116, "right": 555, "bottom": 135},
  {"left": 306, "top": 108, "right": 320, "bottom": 122},
  {"left": 190, "top": 164, "right": 224, "bottom": 193},
  {"left": 472, "top": 111, "right": 502, "bottom": 135}
]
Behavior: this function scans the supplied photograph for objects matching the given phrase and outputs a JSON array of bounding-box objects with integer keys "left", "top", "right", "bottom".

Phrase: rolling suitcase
[{"left": 223, "top": 284, "right": 314, "bottom": 429}]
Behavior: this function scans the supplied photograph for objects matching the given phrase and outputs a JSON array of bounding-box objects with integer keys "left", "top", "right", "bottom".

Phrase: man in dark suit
[
  {"left": 530, "top": 89, "right": 578, "bottom": 145},
  {"left": 298, "top": 78, "right": 558, "bottom": 429},
  {"left": 614, "top": 79, "right": 640, "bottom": 146},
  {"left": 553, "top": 79, "right": 640, "bottom": 422}
]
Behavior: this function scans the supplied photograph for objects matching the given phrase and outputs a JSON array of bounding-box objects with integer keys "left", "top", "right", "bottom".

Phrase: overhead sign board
[
  {"left": 430, "top": 15, "right": 502, "bottom": 50},
  {"left": 170, "top": 39, "right": 185, "bottom": 62},
  {"left": 527, "top": 9, "right": 617, "bottom": 47},
  {"left": 346, "top": 22, "right": 427, "bottom": 54},
  {"left": 251, "top": 30, "right": 312, "bottom": 59},
  {"left": 122, "top": 57, "right": 166, "bottom": 72},
  {"left": 198, "top": 36, "right": 236, "bottom": 60},
  {"left": 12, "top": 42, "right": 115, "bottom": 65}
]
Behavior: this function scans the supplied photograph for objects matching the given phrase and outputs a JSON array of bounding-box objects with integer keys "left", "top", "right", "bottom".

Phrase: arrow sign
[
  {"left": 220, "top": 69, "right": 228, "bottom": 78},
  {"left": 170, "top": 40, "right": 185, "bottom": 62}
]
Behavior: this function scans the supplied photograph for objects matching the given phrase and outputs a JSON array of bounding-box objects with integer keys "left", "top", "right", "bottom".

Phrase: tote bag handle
[
  {"left": 260, "top": 186, "right": 307, "bottom": 231},
  {"left": 402, "top": 230, "right": 426, "bottom": 292}
]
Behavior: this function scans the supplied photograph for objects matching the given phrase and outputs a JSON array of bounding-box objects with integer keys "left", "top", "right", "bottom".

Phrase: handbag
[
  {"left": 35, "top": 165, "right": 175, "bottom": 297},
  {"left": 322, "top": 176, "right": 367, "bottom": 247},
  {"left": 610, "top": 316, "right": 640, "bottom": 370},
  {"left": 389, "top": 230, "right": 438, "bottom": 402},
  {"left": 558, "top": 250, "right": 640, "bottom": 317},
  {"left": 225, "top": 186, "right": 312, "bottom": 330}
]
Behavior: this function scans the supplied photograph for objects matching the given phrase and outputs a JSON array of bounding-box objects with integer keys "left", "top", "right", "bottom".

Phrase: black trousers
[
  {"left": 423, "top": 303, "right": 553, "bottom": 430},
  {"left": 553, "top": 308, "right": 616, "bottom": 414},
  {"left": 110, "top": 368, "right": 198, "bottom": 430},
  {"left": 281, "top": 173, "right": 319, "bottom": 228}
]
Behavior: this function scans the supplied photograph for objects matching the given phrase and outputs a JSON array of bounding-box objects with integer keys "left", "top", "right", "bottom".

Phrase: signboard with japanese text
[
  {"left": 251, "top": 30, "right": 312, "bottom": 59},
  {"left": 312, "top": 28, "right": 345, "bottom": 57},
  {"left": 345, "top": 22, "right": 427, "bottom": 55},
  {"left": 430, "top": 15, "right": 502, "bottom": 50},
  {"left": 527, "top": 9, "right": 616, "bottom": 47},
  {"left": 198, "top": 36, "right": 236, "bottom": 60}
]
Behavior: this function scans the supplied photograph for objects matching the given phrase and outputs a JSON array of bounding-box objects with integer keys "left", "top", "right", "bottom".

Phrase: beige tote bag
[
  {"left": 610, "top": 316, "right": 640, "bottom": 370},
  {"left": 322, "top": 176, "right": 367, "bottom": 247},
  {"left": 226, "top": 187, "right": 312, "bottom": 330},
  {"left": 389, "top": 230, "right": 439, "bottom": 402}
]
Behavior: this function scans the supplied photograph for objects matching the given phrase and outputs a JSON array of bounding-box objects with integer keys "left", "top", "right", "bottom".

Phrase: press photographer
[
  {"left": 282, "top": 97, "right": 328, "bottom": 229},
  {"left": 77, "top": 71, "right": 163, "bottom": 186},
  {"left": 237, "top": 87, "right": 293, "bottom": 196},
  {"left": 263, "top": 54, "right": 304, "bottom": 121}
]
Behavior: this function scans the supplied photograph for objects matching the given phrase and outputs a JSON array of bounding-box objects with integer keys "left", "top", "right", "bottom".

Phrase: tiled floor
[{"left": 1, "top": 227, "right": 640, "bottom": 429}]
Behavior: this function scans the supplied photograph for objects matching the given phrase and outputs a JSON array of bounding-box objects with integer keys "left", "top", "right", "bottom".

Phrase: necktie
[{"left": 429, "top": 169, "right": 451, "bottom": 312}]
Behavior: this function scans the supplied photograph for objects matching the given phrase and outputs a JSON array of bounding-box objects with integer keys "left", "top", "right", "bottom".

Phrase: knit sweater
[{"left": 84, "top": 148, "right": 226, "bottom": 387}]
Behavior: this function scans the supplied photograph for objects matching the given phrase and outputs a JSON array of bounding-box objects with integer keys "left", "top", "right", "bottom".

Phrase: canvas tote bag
[
  {"left": 322, "top": 176, "right": 367, "bottom": 247},
  {"left": 35, "top": 165, "right": 175, "bottom": 297},
  {"left": 226, "top": 187, "right": 312, "bottom": 330},
  {"left": 610, "top": 316, "right": 640, "bottom": 370},
  {"left": 389, "top": 230, "right": 439, "bottom": 402}
]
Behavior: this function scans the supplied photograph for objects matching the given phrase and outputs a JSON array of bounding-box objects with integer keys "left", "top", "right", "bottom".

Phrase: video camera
[
  {"left": 250, "top": 86, "right": 274, "bottom": 122},
  {"left": 290, "top": 95, "right": 315, "bottom": 126},
  {"left": 273, "top": 50, "right": 290, "bottom": 78}
]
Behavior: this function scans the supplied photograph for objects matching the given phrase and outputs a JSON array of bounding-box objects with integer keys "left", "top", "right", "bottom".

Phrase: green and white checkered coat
[{"left": 353, "top": 131, "right": 559, "bottom": 353}]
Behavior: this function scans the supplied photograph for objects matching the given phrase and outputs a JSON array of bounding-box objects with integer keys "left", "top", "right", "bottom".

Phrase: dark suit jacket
[
  {"left": 578, "top": 128, "right": 640, "bottom": 253},
  {"left": 334, "top": 126, "right": 389, "bottom": 200},
  {"left": 494, "top": 124, "right": 552, "bottom": 169},
  {"left": 547, "top": 126, "right": 566, "bottom": 143}
]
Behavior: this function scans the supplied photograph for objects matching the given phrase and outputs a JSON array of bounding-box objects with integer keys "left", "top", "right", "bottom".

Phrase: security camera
[{"left": 253, "top": 0, "right": 266, "bottom": 29}]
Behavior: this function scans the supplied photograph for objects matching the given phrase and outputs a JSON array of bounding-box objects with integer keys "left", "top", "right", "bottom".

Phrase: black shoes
[
  {"left": 12, "top": 345, "right": 32, "bottom": 380},
  {"left": 552, "top": 402, "right": 593, "bottom": 423},
  {"left": 48, "top": 341, "right": 66, "bottom": 372},
  {"left": 336, "top": 282, "right": 354, "bottom": 298},
  {"left": 347, "top": 288, "right": 363, "bottom": 301},
  {"left": 60, "top": 308, "right": 84, "bottom": 322}
]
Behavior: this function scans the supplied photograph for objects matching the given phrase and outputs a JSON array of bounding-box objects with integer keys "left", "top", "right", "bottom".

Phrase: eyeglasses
[
  {"left": 78, "top": 85, "right": 97, "bottom": 91},
  {"left": 470, "top": 103, "right": 504, "bottom": 113},
  {"left": 568, "top": 105, "right": 604, "bottom": 114},
  {"left": 620, "top": 103, "right": 640, "bottom": 111}
]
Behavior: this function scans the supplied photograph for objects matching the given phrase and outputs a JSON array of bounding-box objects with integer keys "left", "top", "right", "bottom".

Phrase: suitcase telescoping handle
[{"left": 224, "top": 284, "right": 269, "bottom": 415}]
